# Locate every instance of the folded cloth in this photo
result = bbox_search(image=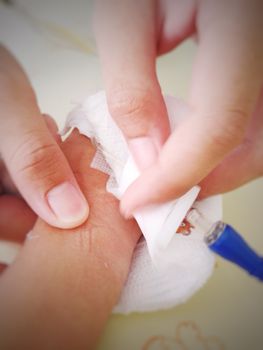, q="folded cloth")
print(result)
[62,91,222,314]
